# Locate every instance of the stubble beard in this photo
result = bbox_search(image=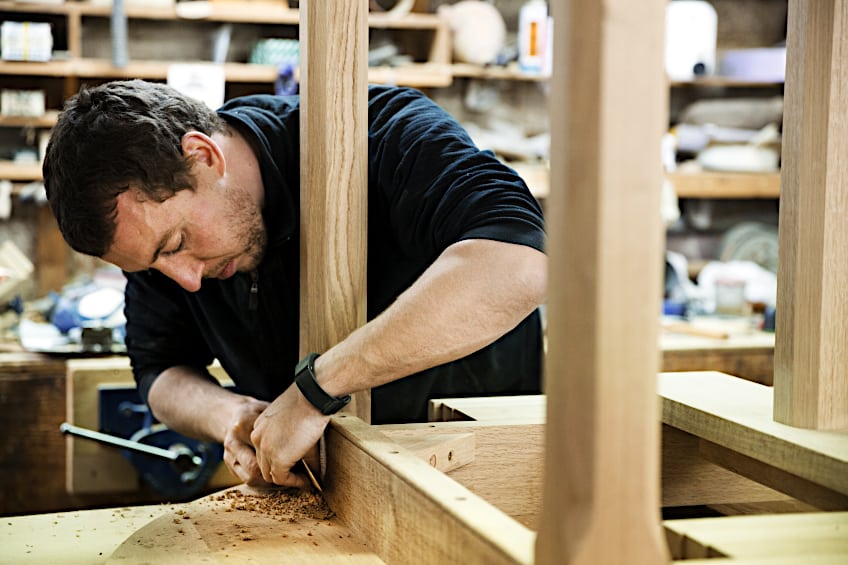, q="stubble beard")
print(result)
[240,220,267,273]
